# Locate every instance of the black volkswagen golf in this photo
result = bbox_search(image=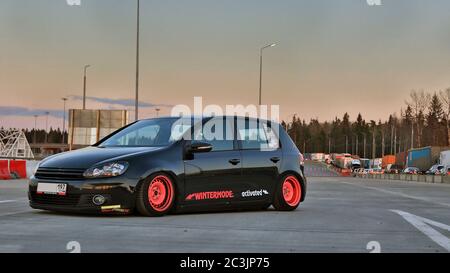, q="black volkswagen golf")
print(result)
[29,116,306,216]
